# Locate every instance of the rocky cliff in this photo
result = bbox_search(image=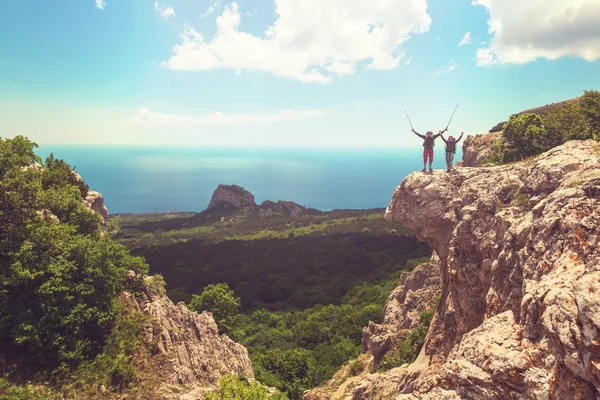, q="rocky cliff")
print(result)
[362,260,442,367]
[382,140,600,399]
[123,272,254,399]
